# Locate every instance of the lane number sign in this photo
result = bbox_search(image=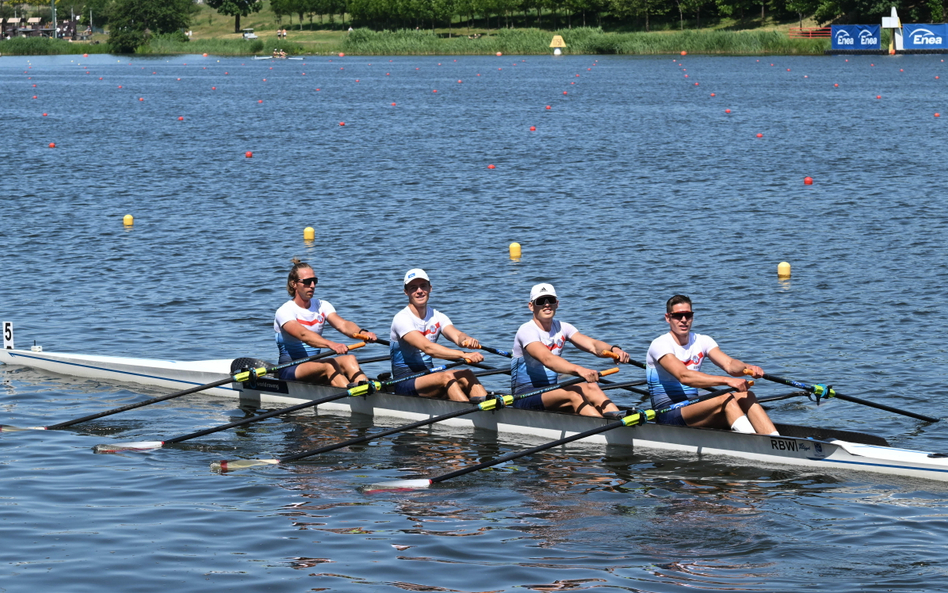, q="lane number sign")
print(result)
[3,322,12,350]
